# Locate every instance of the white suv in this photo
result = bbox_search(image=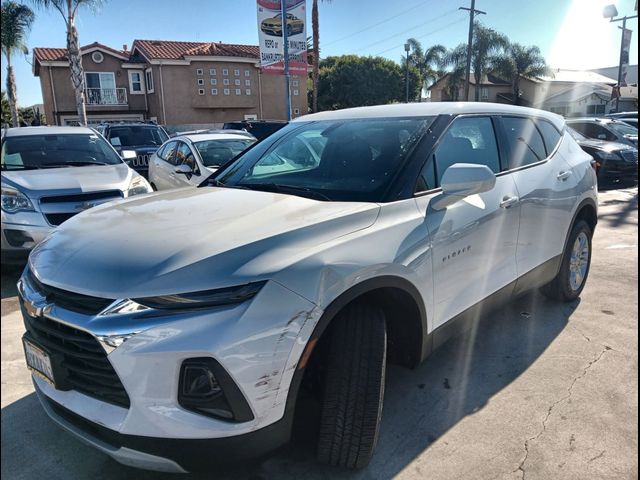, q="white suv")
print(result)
[19,103,597,473]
